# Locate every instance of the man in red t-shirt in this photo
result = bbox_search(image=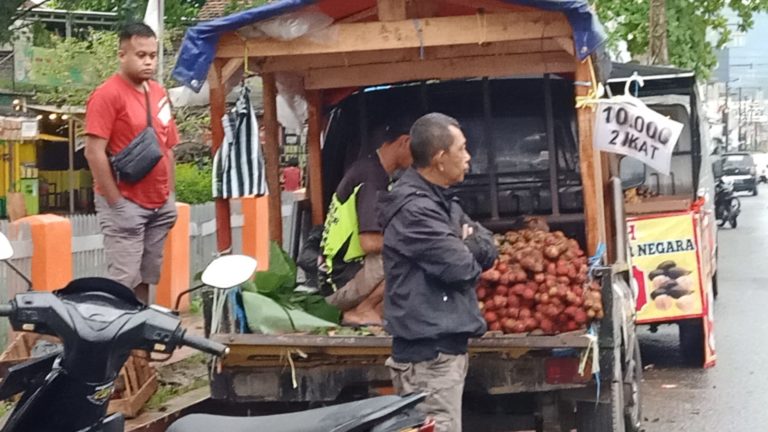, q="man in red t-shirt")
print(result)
[281,158,302,192]
[84,23,179,304]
